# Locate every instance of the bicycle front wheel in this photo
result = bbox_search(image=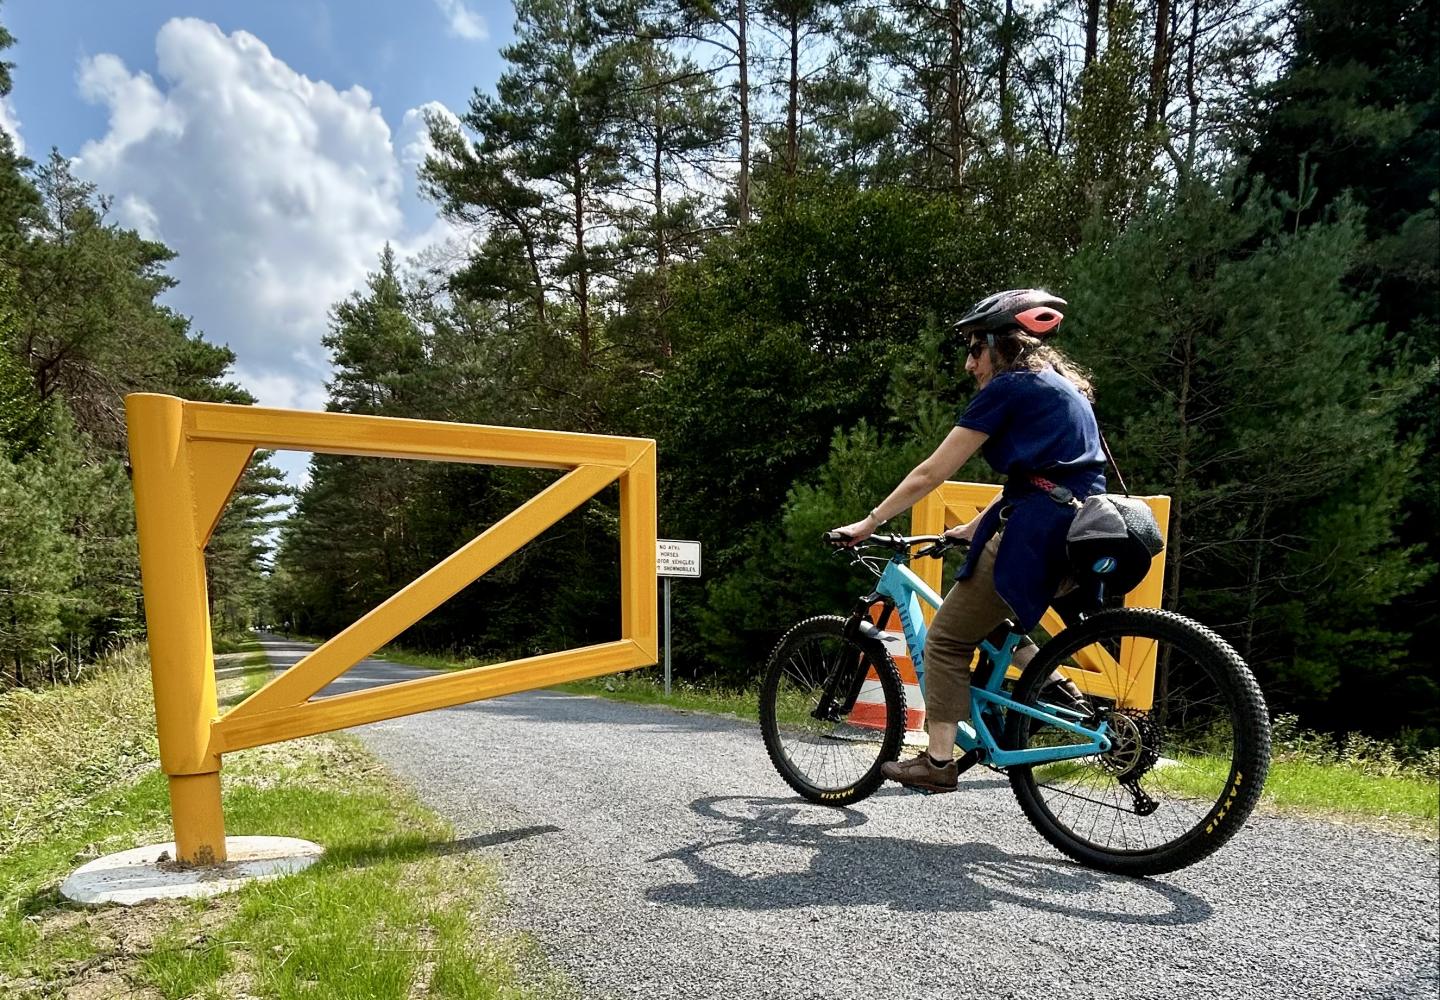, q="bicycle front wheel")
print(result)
[759,615,907,805]
[1006,608,1270,876]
